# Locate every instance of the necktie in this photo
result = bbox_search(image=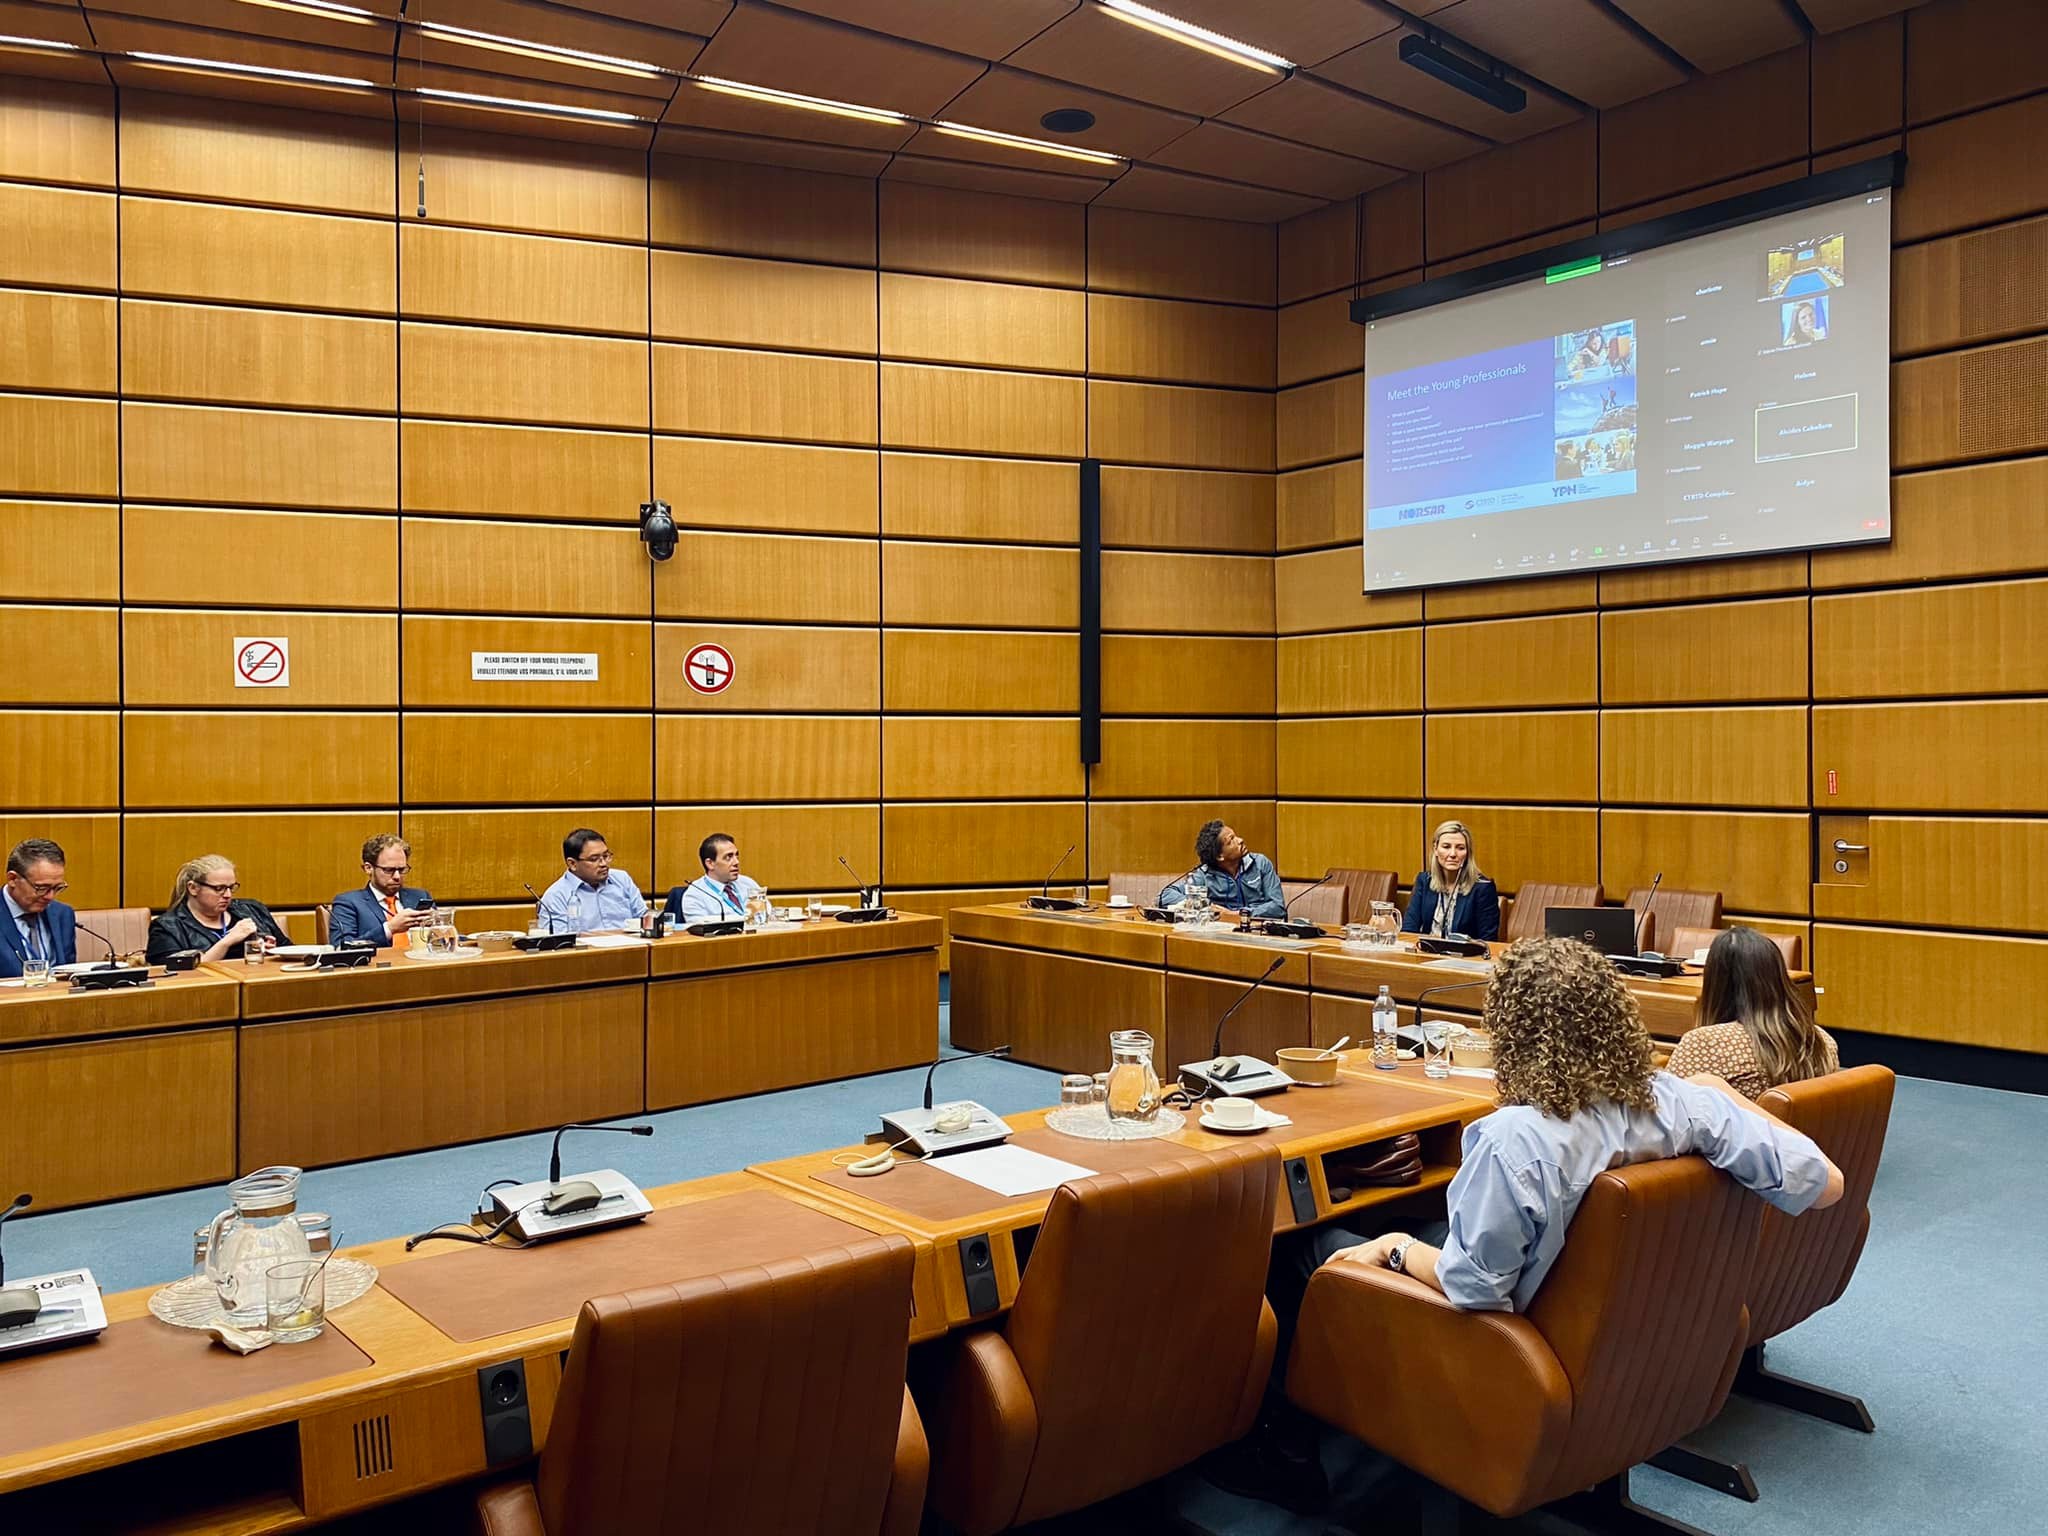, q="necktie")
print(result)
[724,882,743,913]
[21,915,41,962]
[383,894,398,917]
